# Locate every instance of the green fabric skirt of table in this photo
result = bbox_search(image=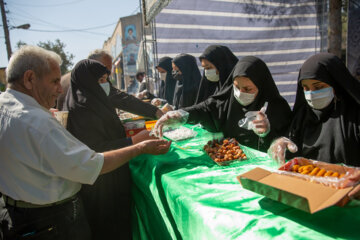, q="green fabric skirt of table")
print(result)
[130,124,360,240]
